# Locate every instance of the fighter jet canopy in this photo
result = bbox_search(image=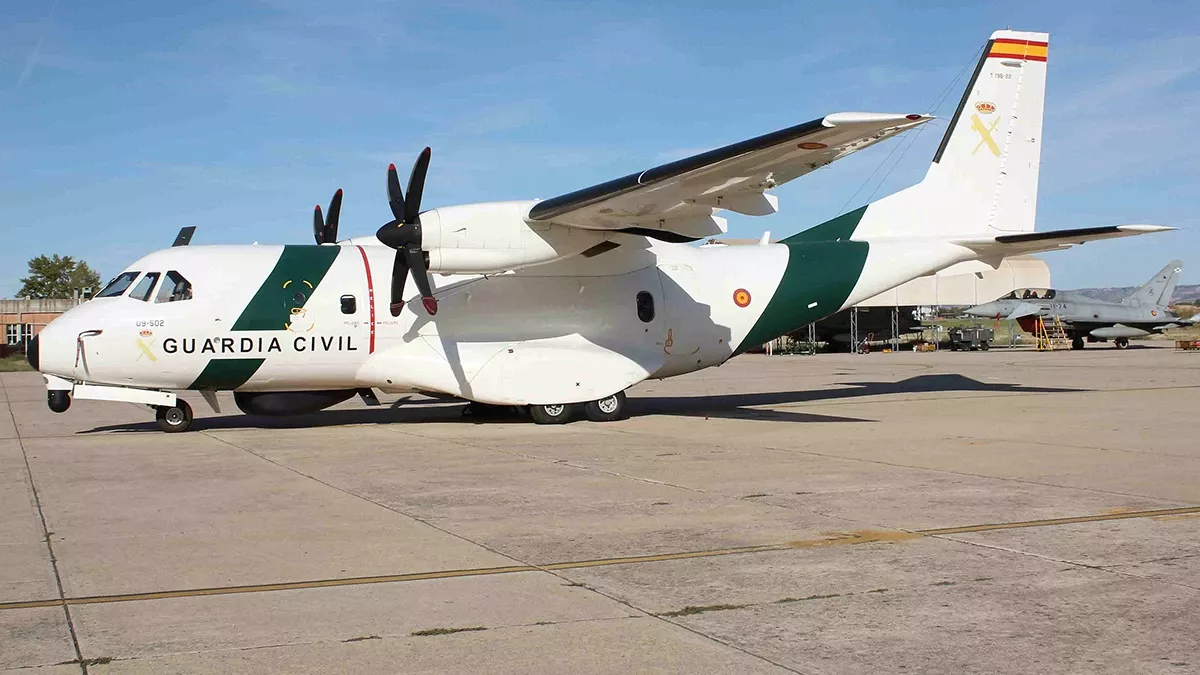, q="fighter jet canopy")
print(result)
[1002,288,1056,300]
